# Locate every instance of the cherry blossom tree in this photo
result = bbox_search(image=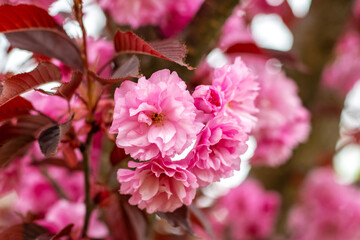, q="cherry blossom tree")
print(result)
[0,0,358,239]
